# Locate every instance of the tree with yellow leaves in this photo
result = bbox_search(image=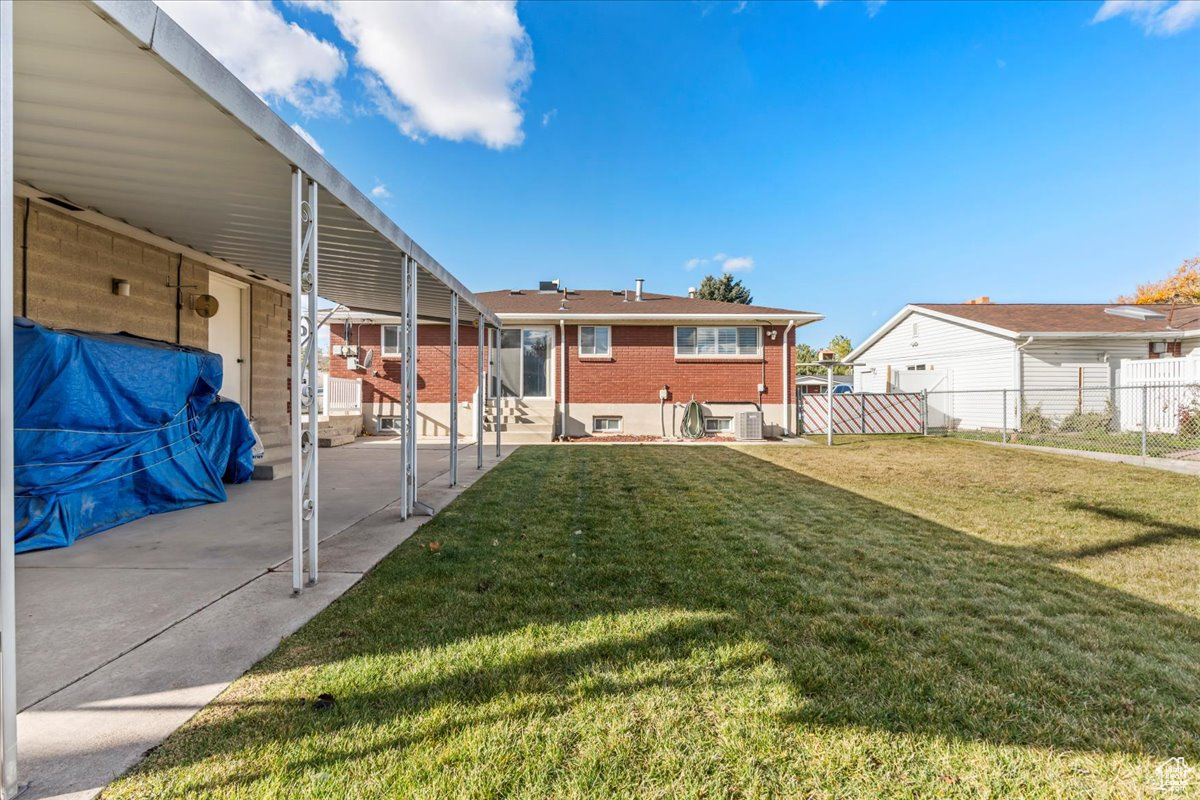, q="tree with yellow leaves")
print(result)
[1120,257,1200,304]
